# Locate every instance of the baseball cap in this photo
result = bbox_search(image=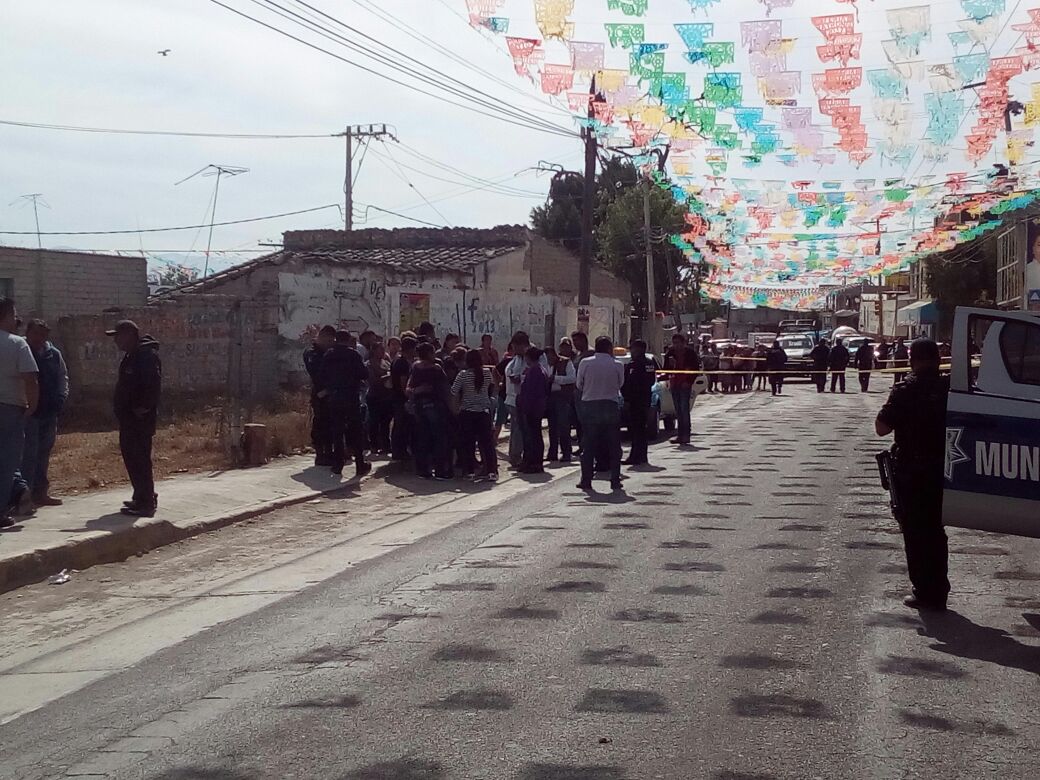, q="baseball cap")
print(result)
[105,319,140,336]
